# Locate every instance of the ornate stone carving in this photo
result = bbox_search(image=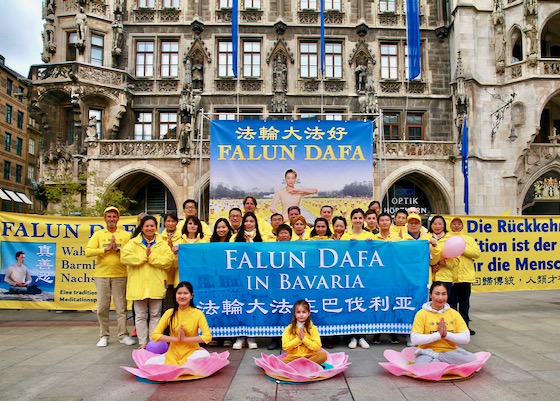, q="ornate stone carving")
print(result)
[216,10,232,23]
[89,0,109,17]
[75,7,88,50]
[380,82,401,93]
[241,10,263,23]
[112,14,124,61]
[524,21,538,66]
[42,16,56,63]
[62,0,79,13]
[241,80,262,91]
[435,25,449,40]
[543,61,560,75]
[524,0,537,16]
[99,140,181,158]
[324,81,344,93]
[511,65,523,78]
[274,20,287,36]
[298,11,319,24]
[379,14,398,26]
[493,0,504,25]
[407,82,426,94]
[325,11,344,24]
[159,9,180,22]
[158,80,179,92]
[133,8,156,23]
[191,56,204,91]
[133,80,154,92]
[45,0,56,16]
[79,66,123,86]
[37,65,73,80]
[380,141,456,158]
[271,93,287,114]
[192,20,204,36]
[300,80,319,92]
[216,80,237,91]
[272,54,287,93]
